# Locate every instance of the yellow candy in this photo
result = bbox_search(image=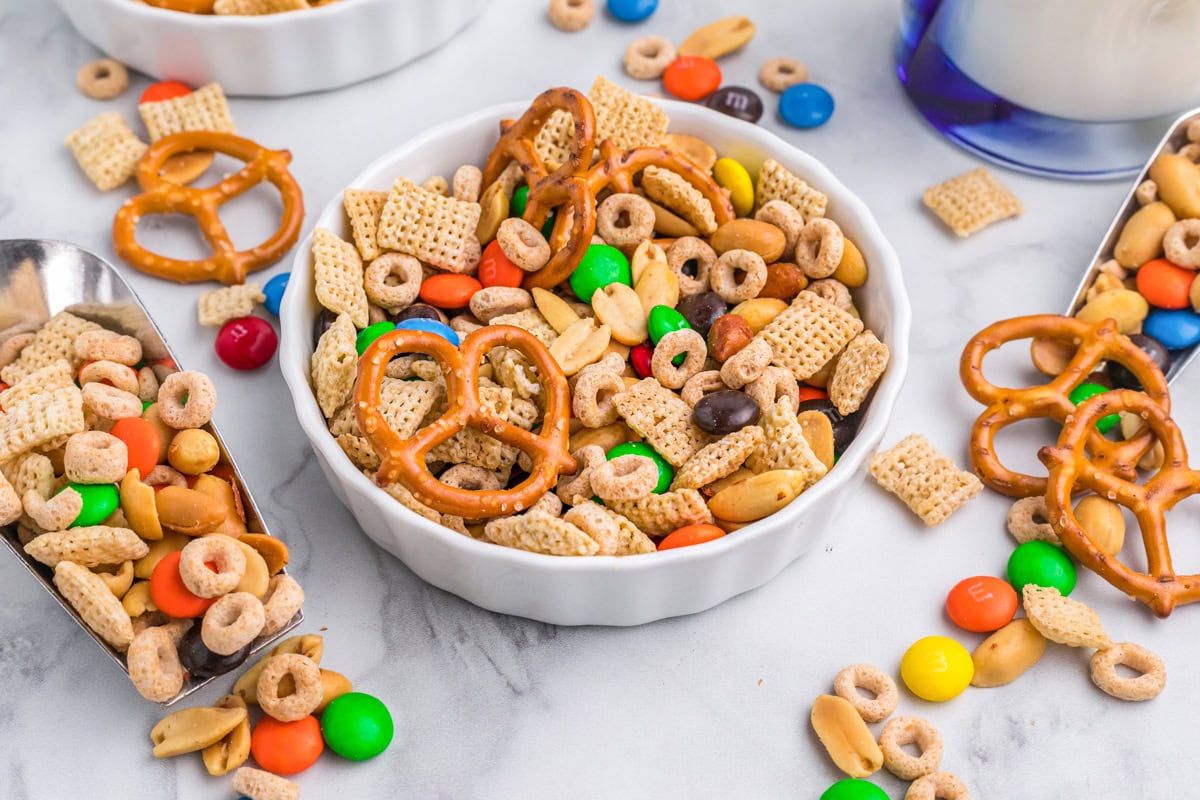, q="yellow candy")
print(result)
[899,635,973,702]
[713,157,754,217]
